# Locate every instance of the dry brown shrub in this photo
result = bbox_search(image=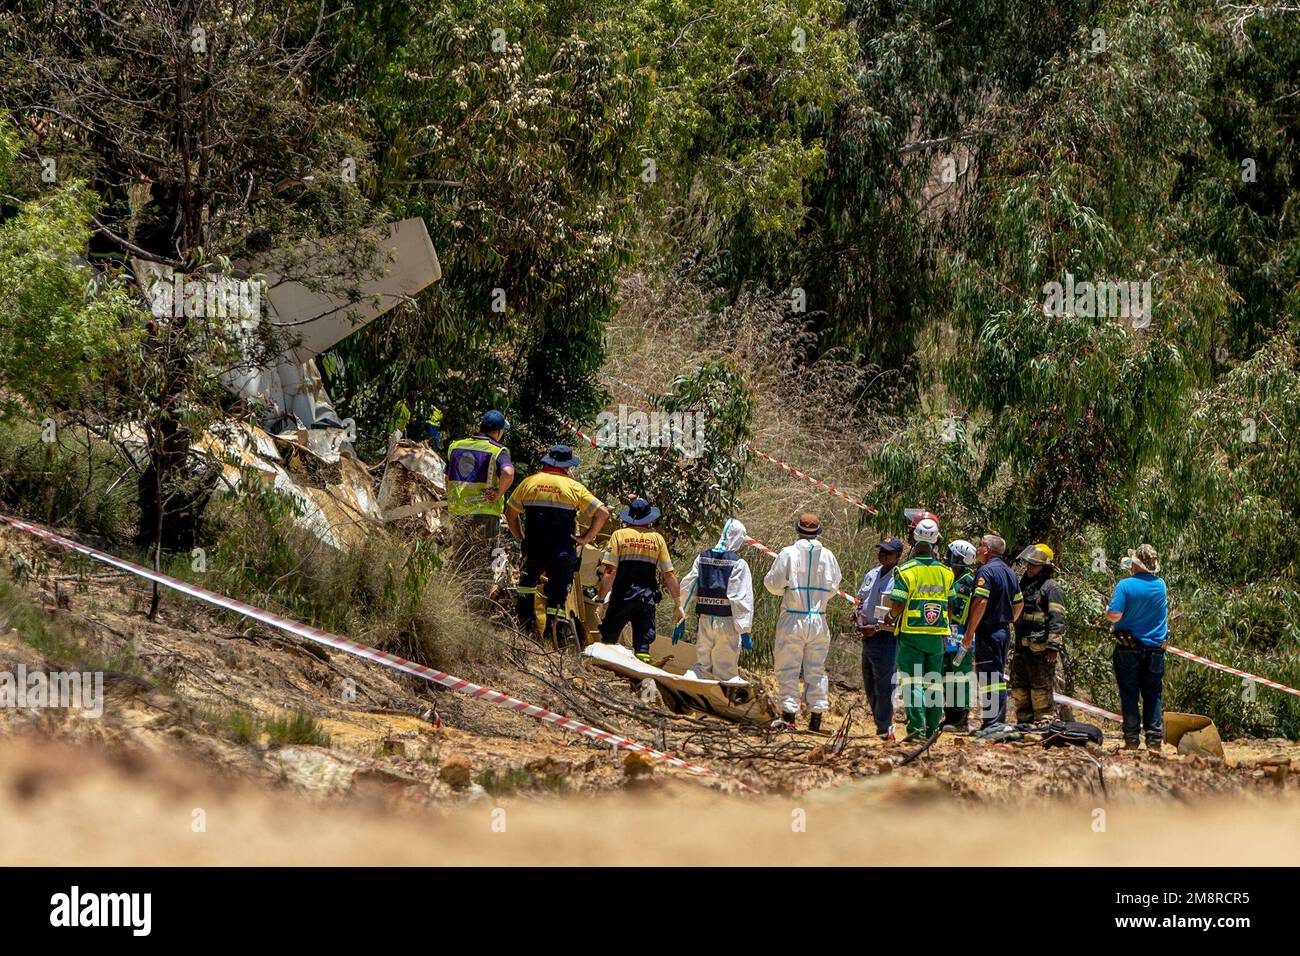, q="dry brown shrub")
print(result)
[605,264,909,677]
